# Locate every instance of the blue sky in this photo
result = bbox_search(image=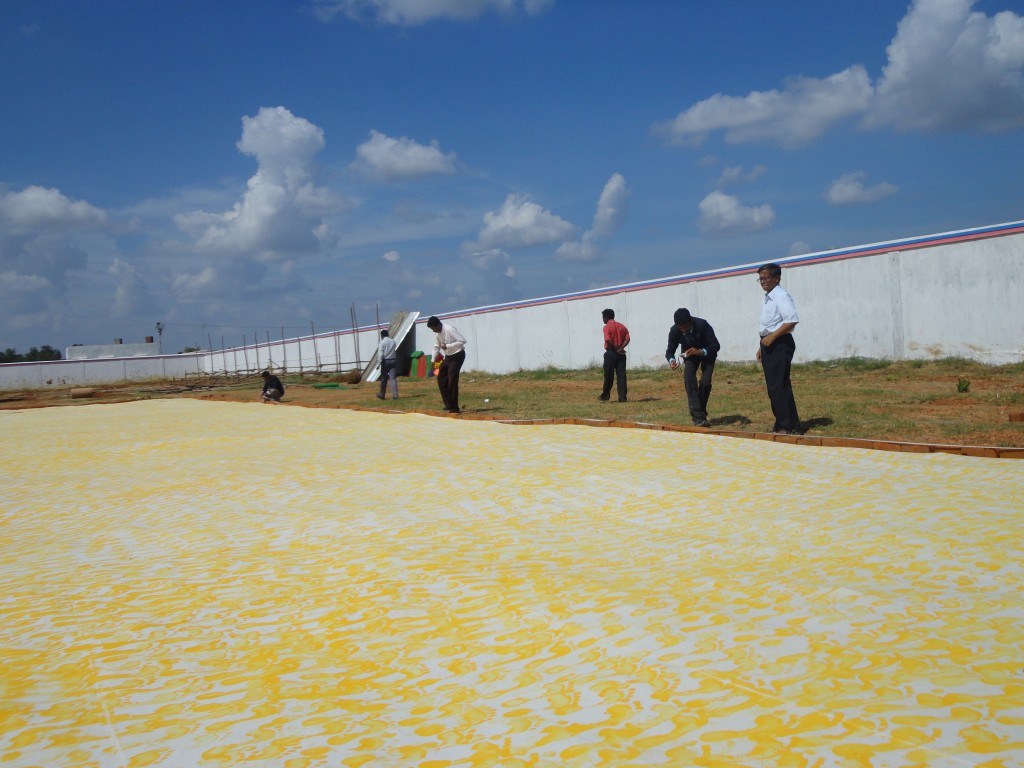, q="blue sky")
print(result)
[2,0,1023,355]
